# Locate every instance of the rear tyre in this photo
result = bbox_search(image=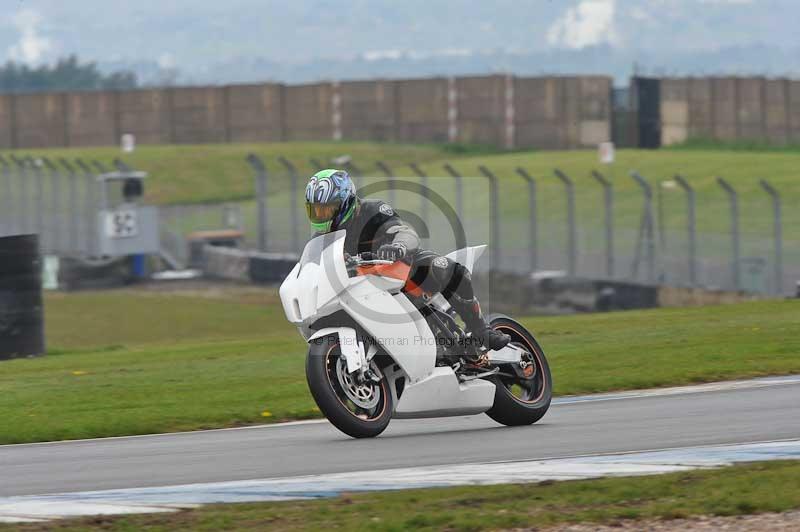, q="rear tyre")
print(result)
[306,335,393,438]
[485,315,552,426]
